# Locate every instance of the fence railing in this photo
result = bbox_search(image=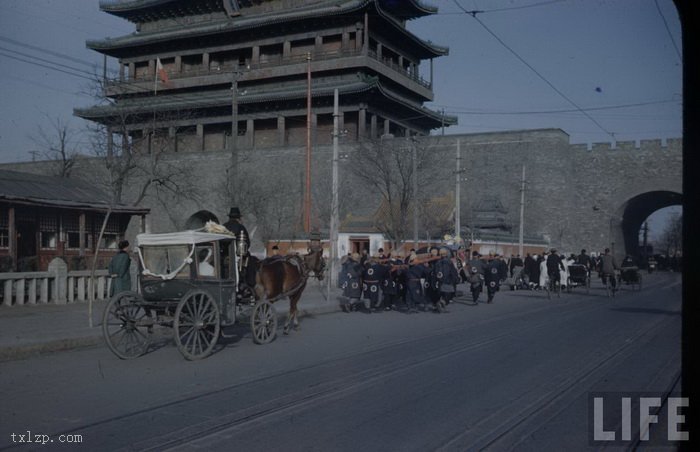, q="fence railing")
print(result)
[0,258,113,307]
